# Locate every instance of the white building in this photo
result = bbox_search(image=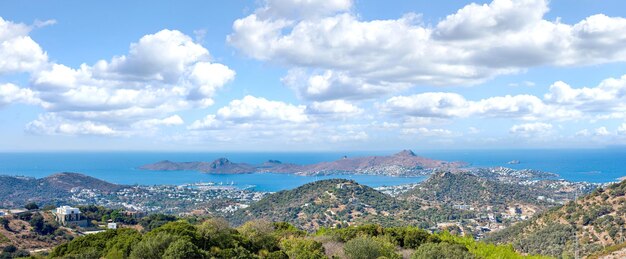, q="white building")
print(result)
[54,206,87,227]
[107,222,117,229]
